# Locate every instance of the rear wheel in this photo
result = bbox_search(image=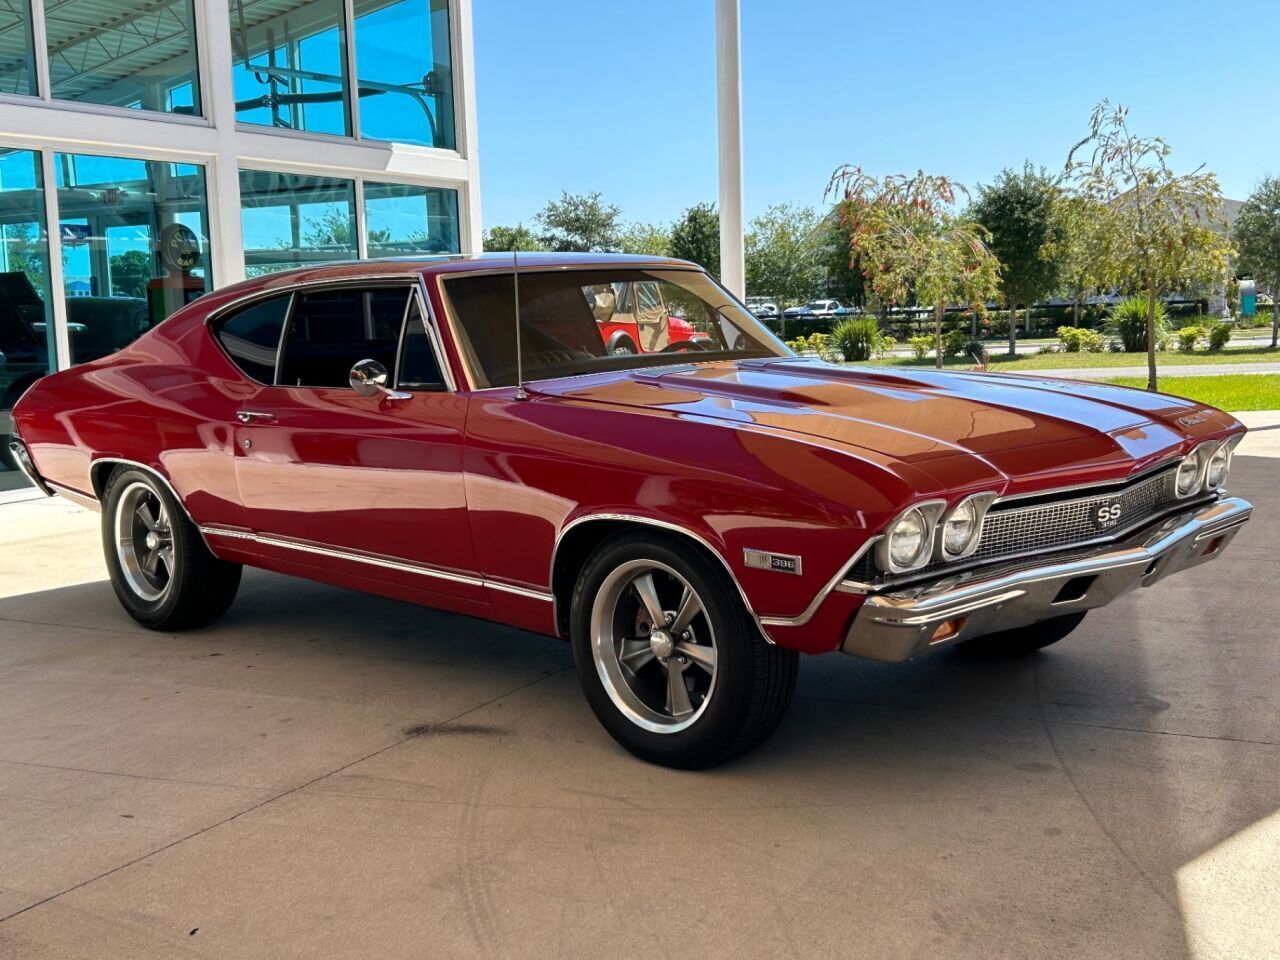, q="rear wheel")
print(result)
[957,612,1087,657]
[102,466,241,630]
[570,532,797,769]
